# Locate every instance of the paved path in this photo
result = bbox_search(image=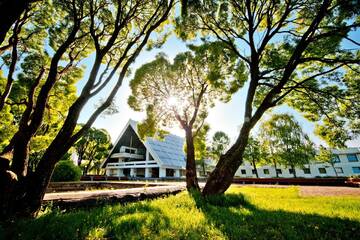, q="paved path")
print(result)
[44,184,185,202]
